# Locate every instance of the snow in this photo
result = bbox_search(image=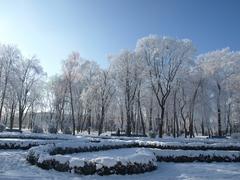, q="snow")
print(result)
[38,154,52,163]
[0,131,85,140]
[69,158,85,168]
[94,157,118,168]
[134,139,240,149]
[69,148,141,160]
[152,149,240,159]
[1,133,240,178]
[0,150,240,180]
[66,148,156,167]
[26,136,240,171]
[54,155,71,164]
[0,138,61,149]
